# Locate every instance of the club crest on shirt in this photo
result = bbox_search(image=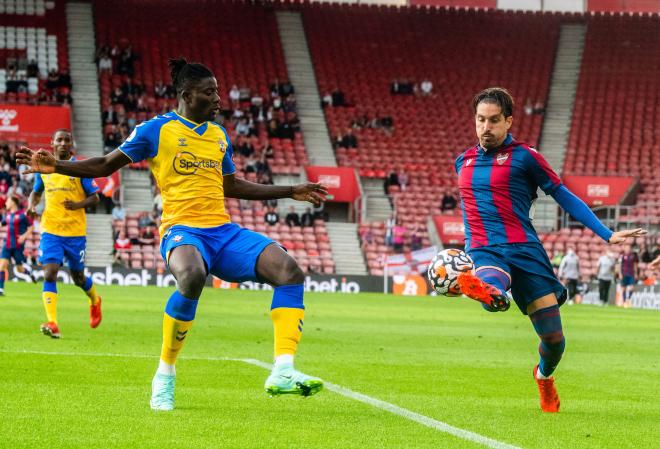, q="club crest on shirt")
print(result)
[496,152,510,165]
[218,139,226,153]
